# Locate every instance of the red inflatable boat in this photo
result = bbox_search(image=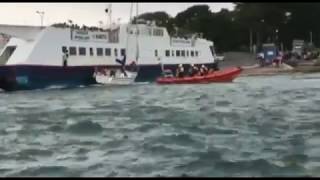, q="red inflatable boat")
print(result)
[156,67,242,84]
